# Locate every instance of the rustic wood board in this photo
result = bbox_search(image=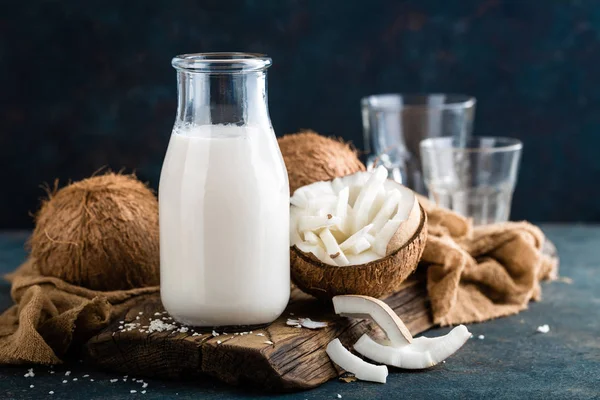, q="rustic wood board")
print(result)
[84,272,432,391]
